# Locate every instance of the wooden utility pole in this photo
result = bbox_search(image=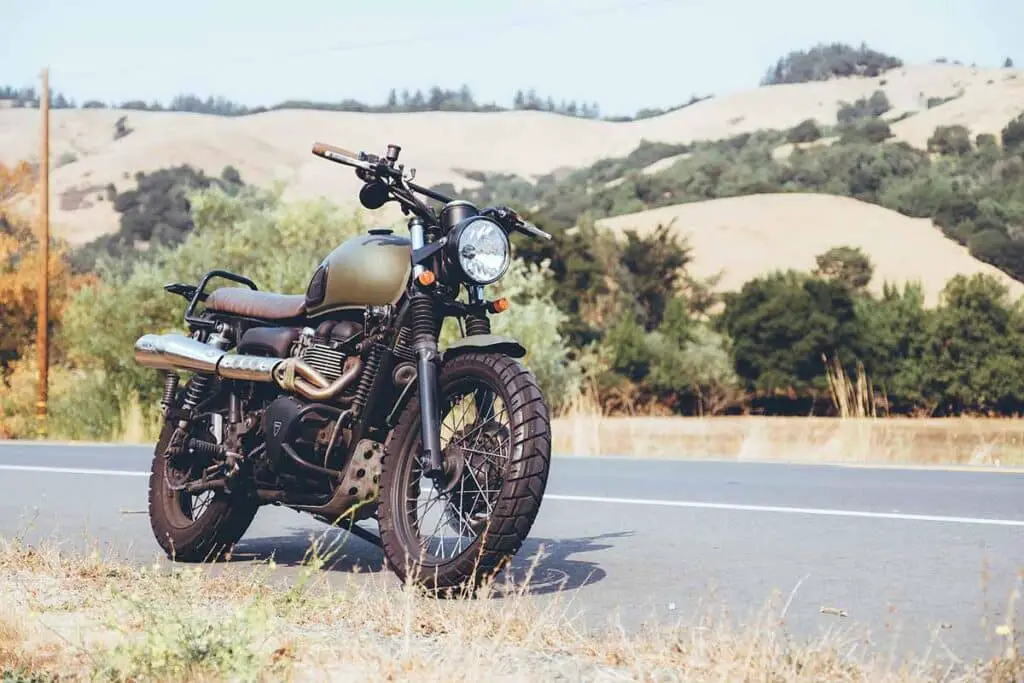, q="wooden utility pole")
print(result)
[37,67,50,433]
